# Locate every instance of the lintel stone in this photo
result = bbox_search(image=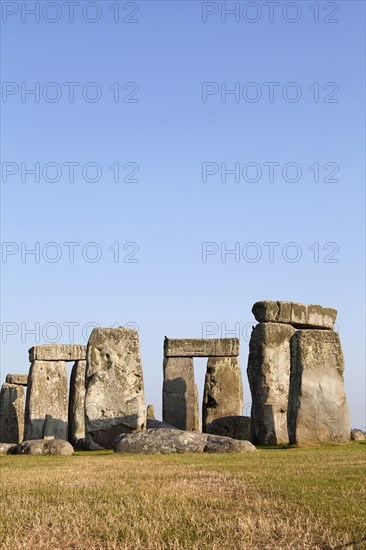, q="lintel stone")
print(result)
[252,301,337,329]
[29,344,86,362]
[164,338,239,357]
[6,374,28,386]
